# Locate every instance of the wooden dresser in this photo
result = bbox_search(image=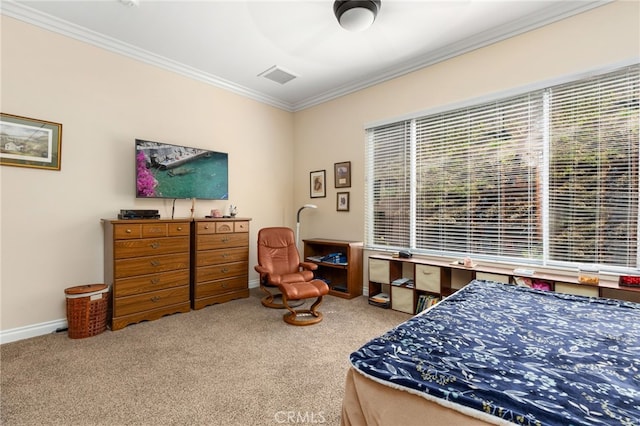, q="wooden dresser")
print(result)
[191,218,251,310]
[103,219,191,330]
